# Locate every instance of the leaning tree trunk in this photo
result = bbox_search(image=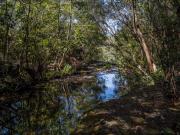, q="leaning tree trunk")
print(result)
[136,26,157,72]
[132,0,157,73]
